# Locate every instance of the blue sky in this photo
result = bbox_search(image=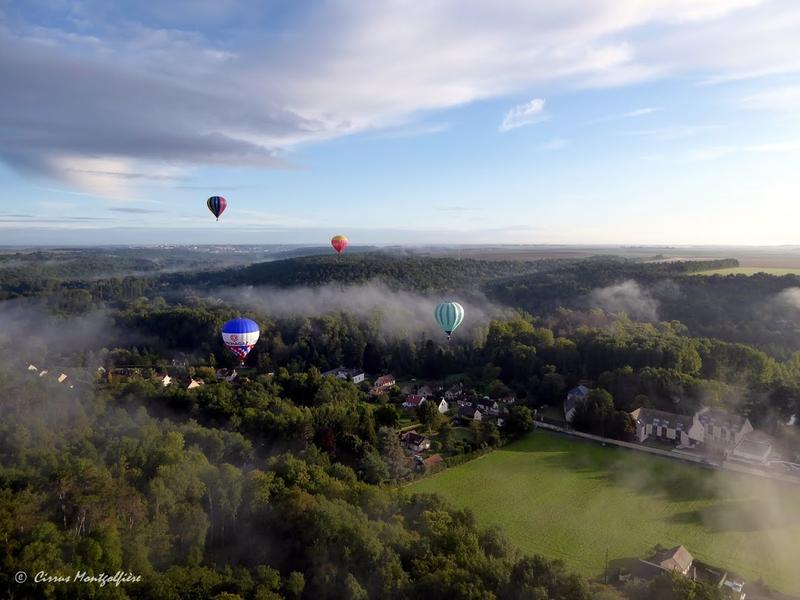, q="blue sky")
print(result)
[1,0,800,245]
